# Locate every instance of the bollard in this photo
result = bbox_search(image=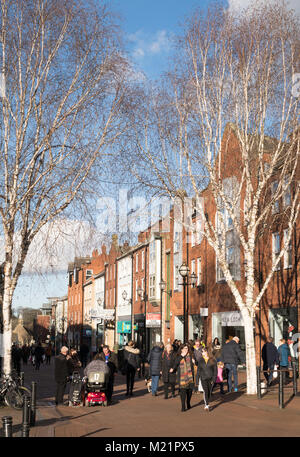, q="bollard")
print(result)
[22,395,31,437]
[30,381,37,426]
[279,370,284,409]
[2,416,13,437]
[292,362,297,396]
[20,372,24,387]
[256,366,261,399]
